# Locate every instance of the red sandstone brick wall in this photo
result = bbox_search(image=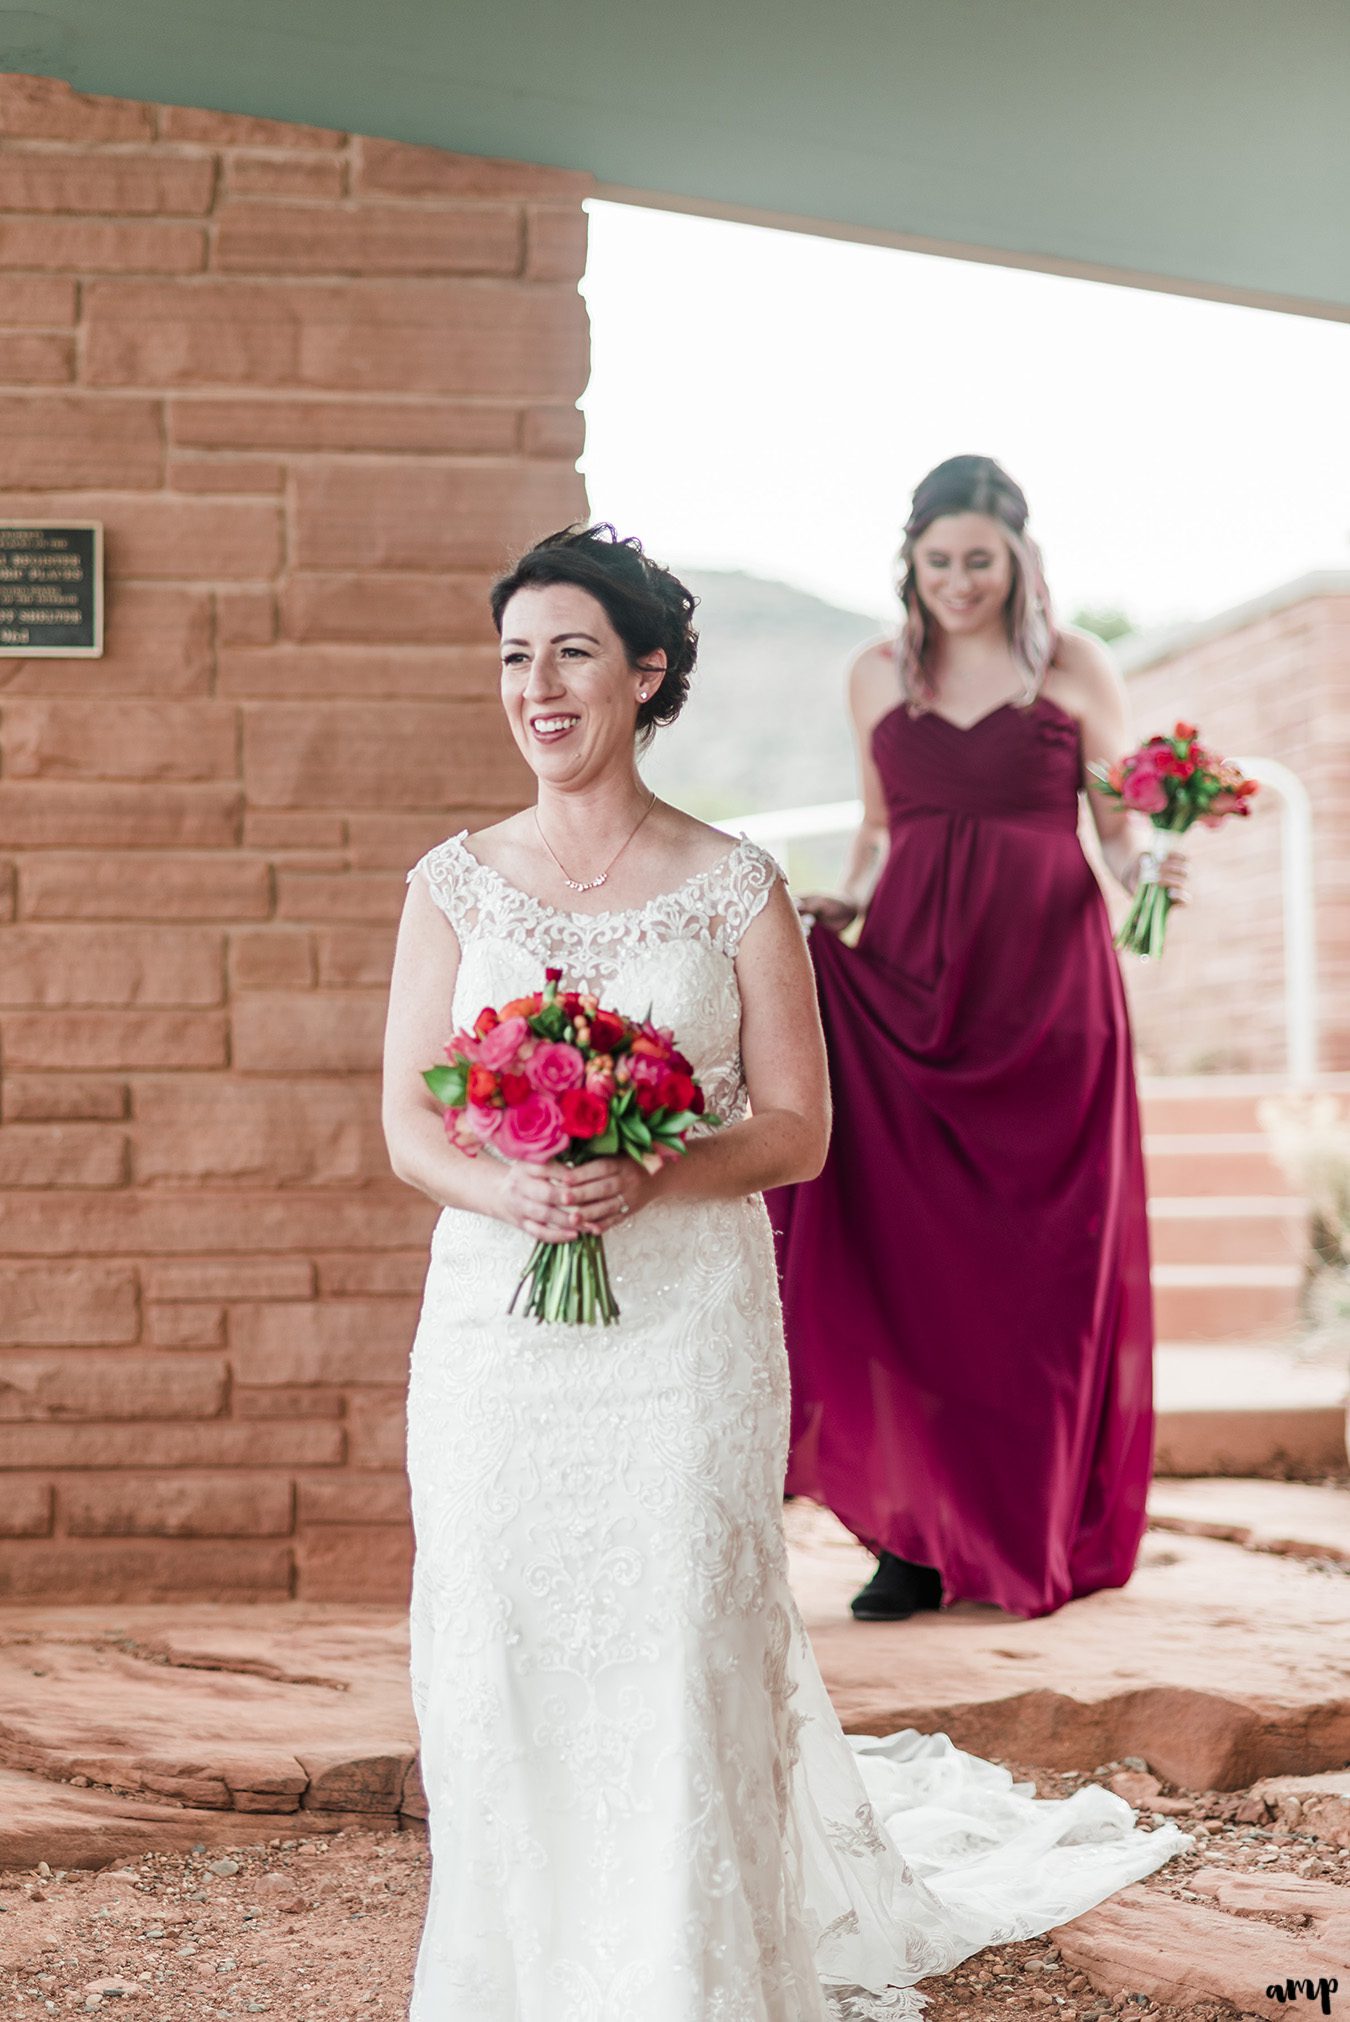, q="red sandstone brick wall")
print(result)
[1117,584,1350,1074]
[0,73,590,1602]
